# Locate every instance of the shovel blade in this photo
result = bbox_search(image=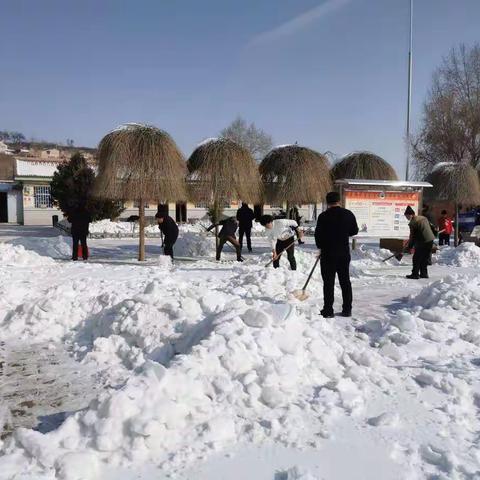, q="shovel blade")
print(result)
[292,289,309,301]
